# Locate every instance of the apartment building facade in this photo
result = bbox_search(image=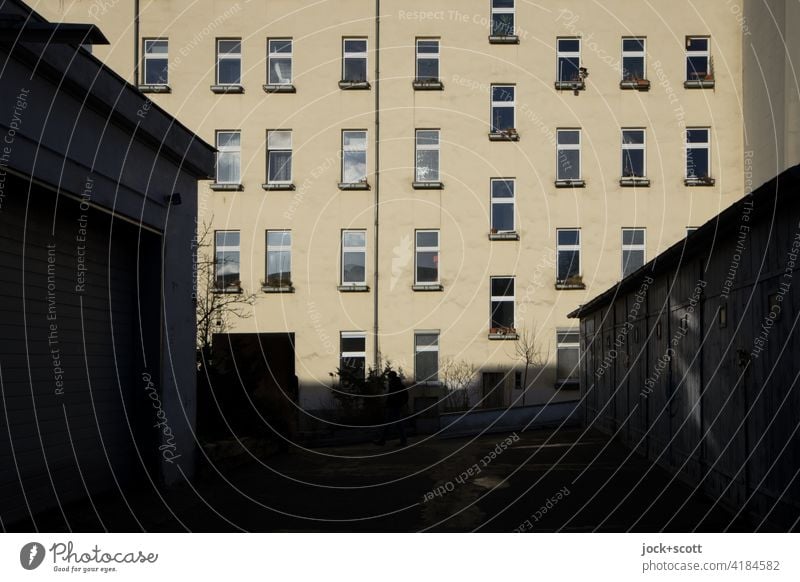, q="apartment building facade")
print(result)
[34,0,747,417]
